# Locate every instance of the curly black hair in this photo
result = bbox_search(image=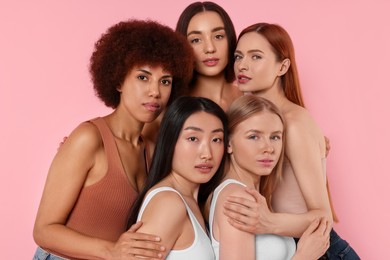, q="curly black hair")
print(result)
[90,19,195,108]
